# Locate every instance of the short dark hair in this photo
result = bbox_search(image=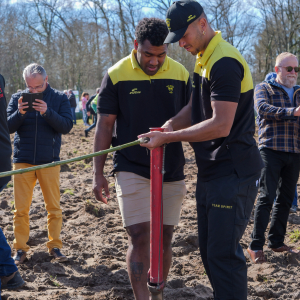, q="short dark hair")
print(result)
[135,18,169,47]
